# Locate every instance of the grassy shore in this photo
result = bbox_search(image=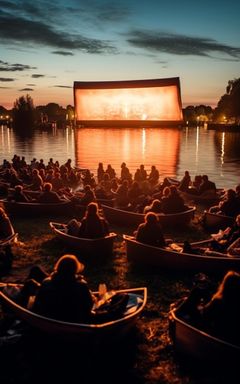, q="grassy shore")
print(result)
[0,209,229,384]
